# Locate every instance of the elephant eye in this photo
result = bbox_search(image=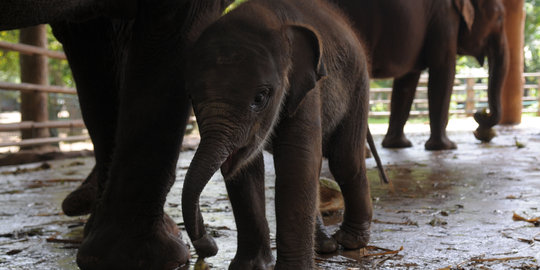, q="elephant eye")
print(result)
[250,88,271,111]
